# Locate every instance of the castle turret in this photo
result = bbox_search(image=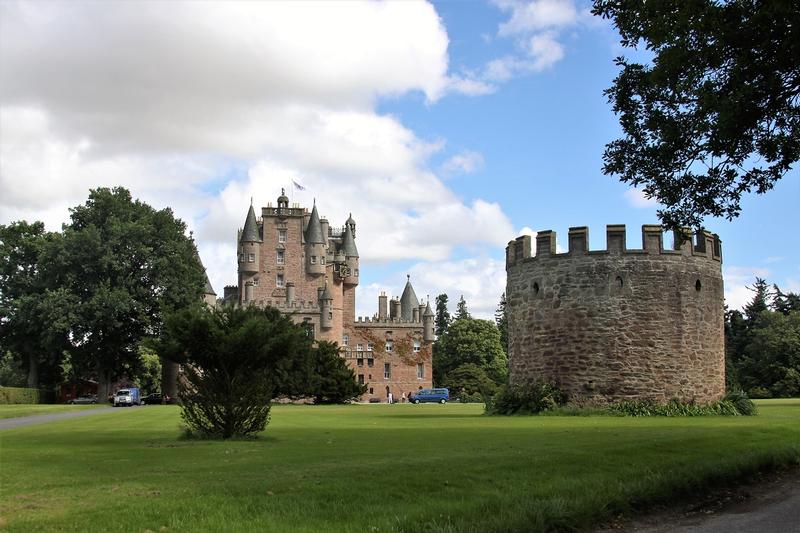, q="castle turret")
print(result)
[340,222,359,286]
[319,280,333,330]
[390,297,401,320]
[399,275,419,321]
[304,201,325,276]
[423,301,435,342]
[277,188,289,210]
[238,203,261,275]
[346,213,356,238]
